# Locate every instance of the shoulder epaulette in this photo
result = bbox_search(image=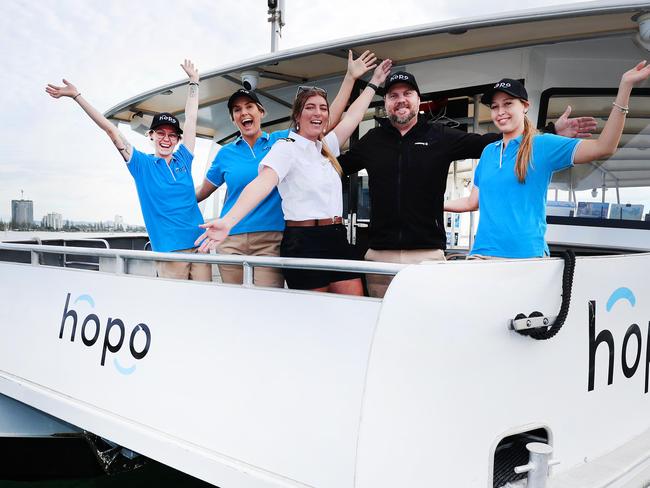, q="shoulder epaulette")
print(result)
[279,137,295,142]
